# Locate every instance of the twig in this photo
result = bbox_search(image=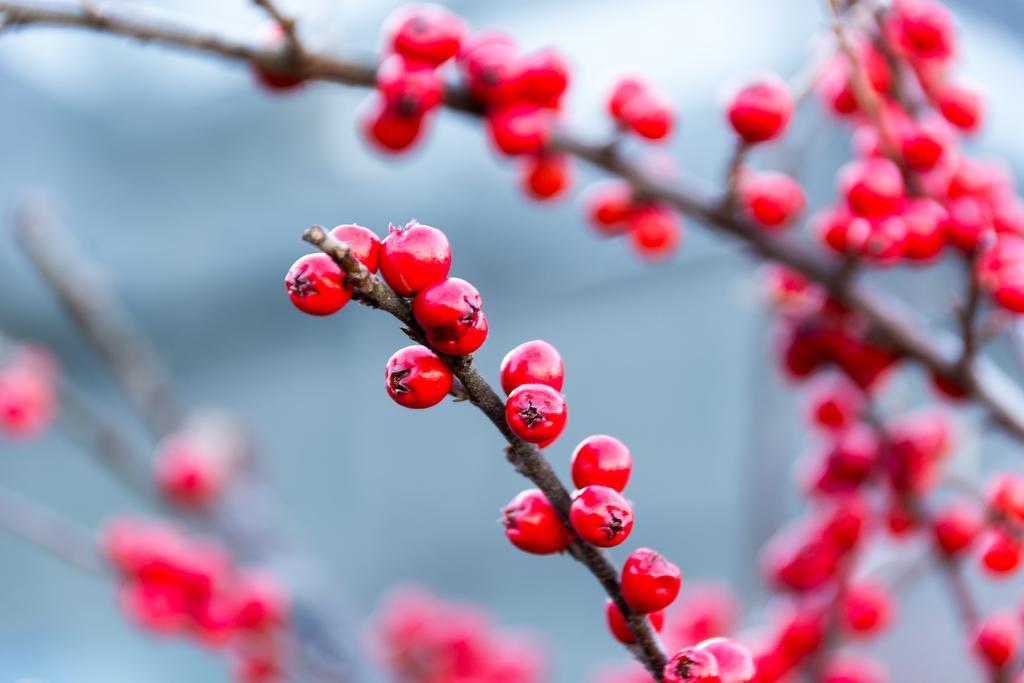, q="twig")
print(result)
[0,485,103,573]
[251,0,296,46]
[302,225,669,680]
[957,254,984,377]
